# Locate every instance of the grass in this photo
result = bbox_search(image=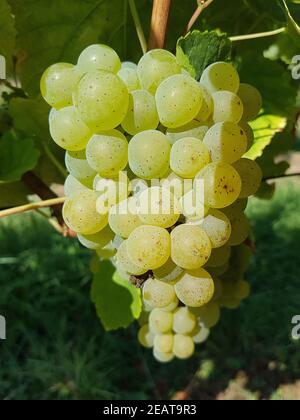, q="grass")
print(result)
[0,182,300,400]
